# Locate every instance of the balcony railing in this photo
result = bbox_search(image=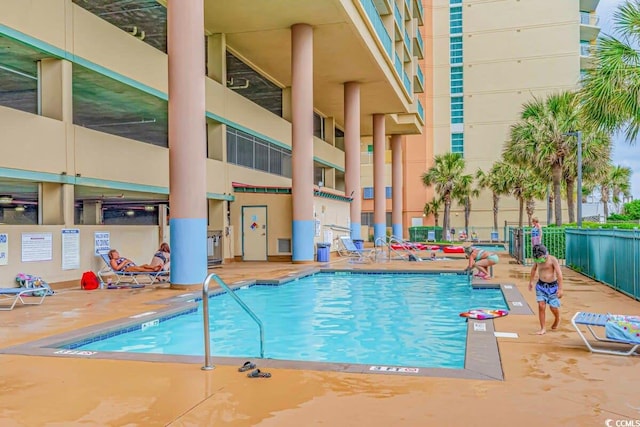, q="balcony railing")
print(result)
[404,28,412,57]
[413,0,424,25]
[417,99,424,122]
[361,0,393,58]
[580,44,593,56]
[416,65,424,87]
[580,11,599,26]
[394,2,402,25]
[402,69,412,94]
